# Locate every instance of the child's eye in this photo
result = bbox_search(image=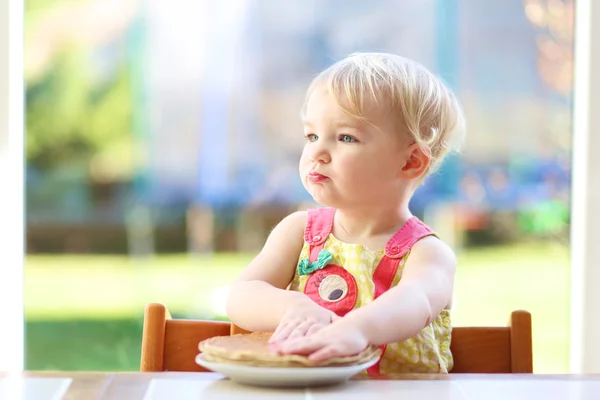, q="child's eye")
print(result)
[339,135,357,143]
[305,133,318,142]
